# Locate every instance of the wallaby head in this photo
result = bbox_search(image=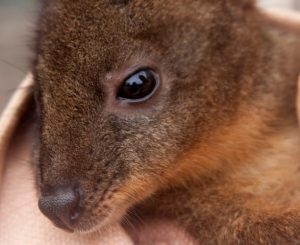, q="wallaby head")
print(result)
[33,0,270,232]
